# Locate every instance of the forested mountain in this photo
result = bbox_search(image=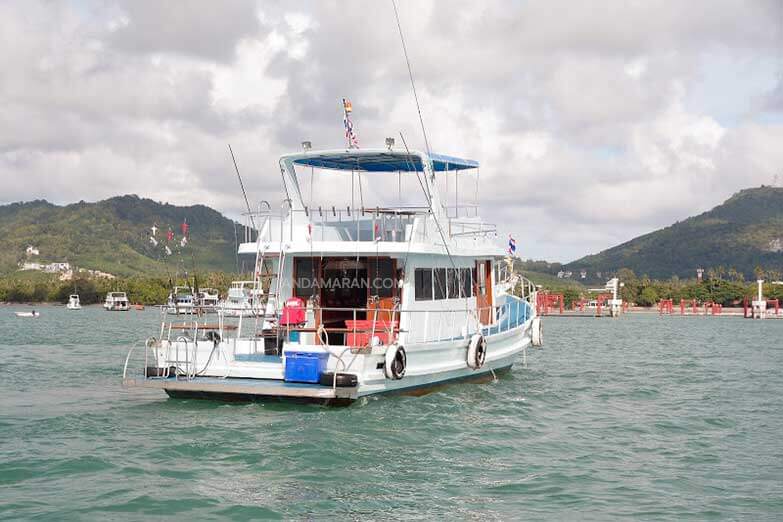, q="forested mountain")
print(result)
[0,195,240,277]
[565,186,783,280]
